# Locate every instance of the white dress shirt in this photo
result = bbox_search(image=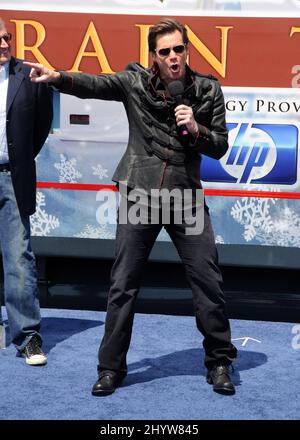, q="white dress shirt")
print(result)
[0,62,9,164]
